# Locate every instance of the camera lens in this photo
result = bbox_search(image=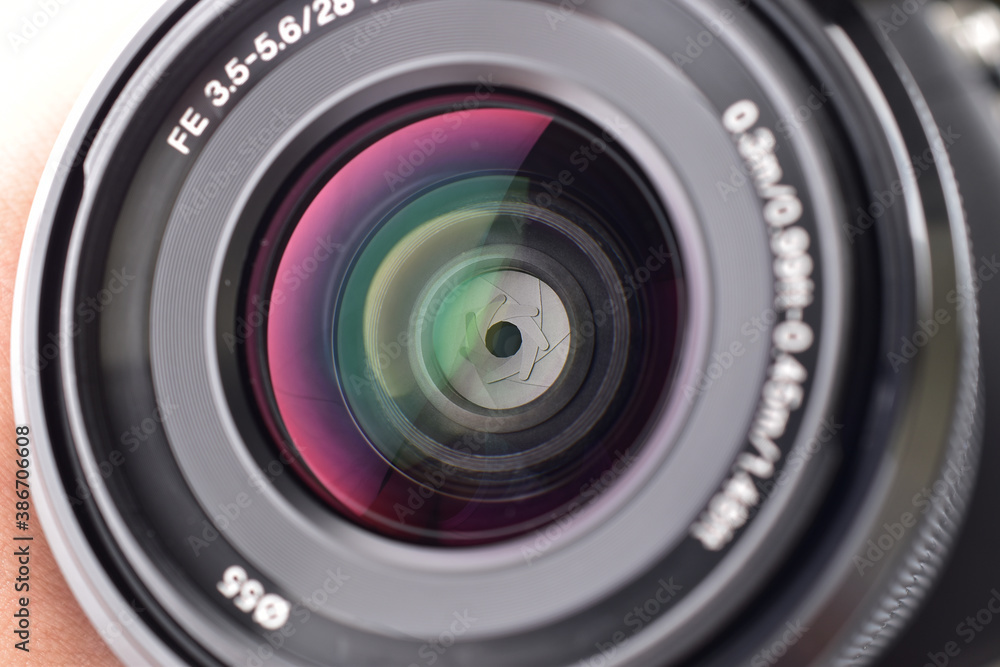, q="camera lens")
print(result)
[13,0,979,665]
[248,100,683,545]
